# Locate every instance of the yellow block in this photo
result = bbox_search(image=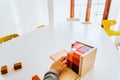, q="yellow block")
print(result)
[0,33,19,44]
